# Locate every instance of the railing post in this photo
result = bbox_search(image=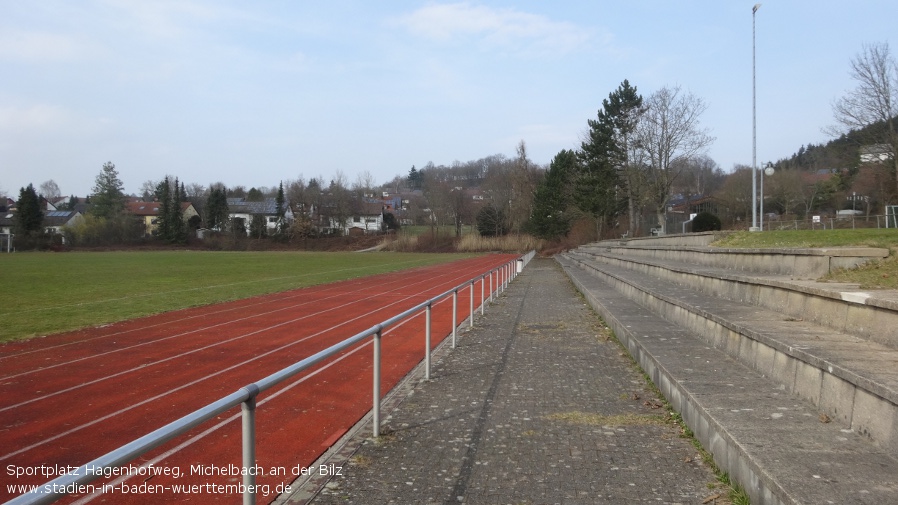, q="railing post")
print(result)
[480,275,485,316]
[469,281,474,329]
[489,270,494,302]
[452,289,458,348]
[241,385,260,505]
[372,327,382,437]
[425,303,432,380]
